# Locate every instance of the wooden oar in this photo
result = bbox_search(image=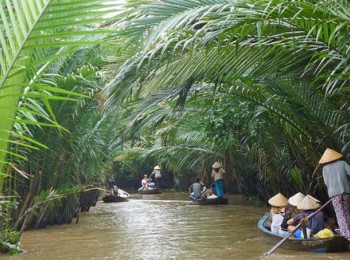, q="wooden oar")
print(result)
[263,198,332,256]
